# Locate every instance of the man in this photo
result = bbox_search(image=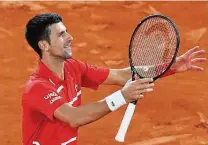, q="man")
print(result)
[22,13,206,145]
